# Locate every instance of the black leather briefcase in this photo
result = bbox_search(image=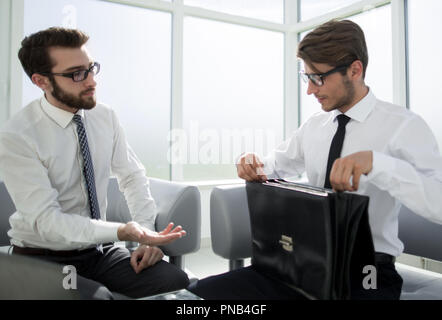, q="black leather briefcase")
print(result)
[246,179,376,300]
